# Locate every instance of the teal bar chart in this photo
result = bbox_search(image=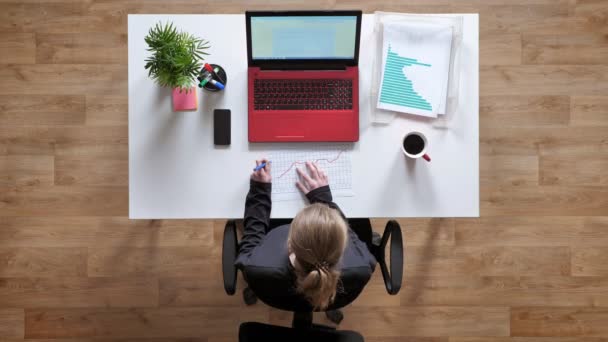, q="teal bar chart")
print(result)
[379,45,433,112]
